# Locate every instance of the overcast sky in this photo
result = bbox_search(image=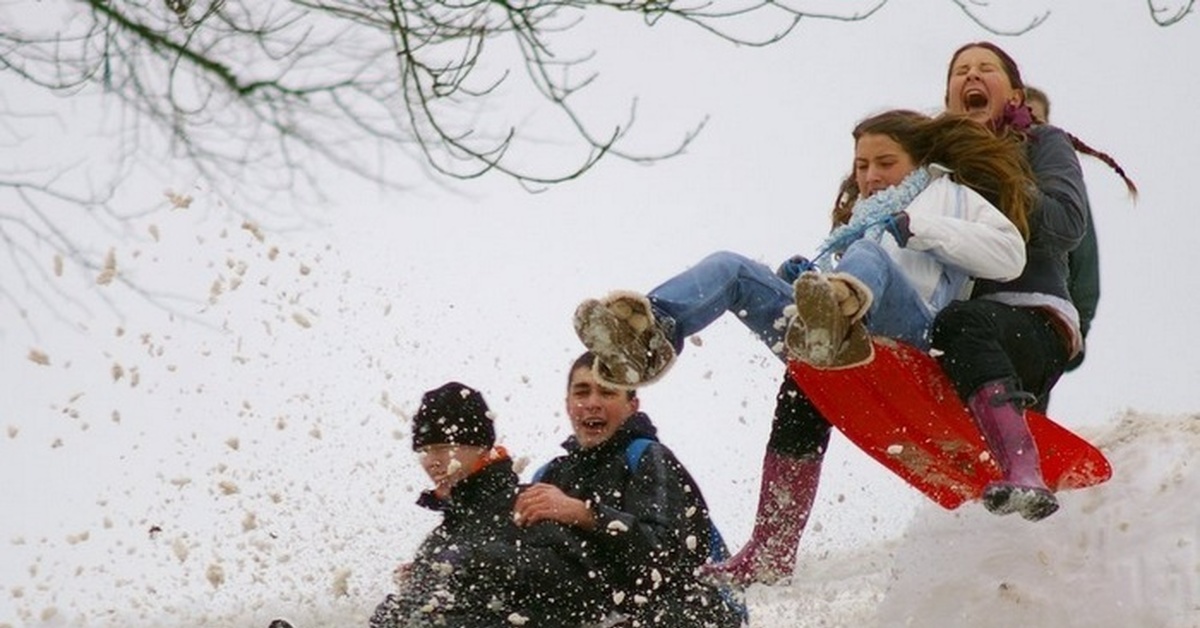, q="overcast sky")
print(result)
[2,1,1197,624]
